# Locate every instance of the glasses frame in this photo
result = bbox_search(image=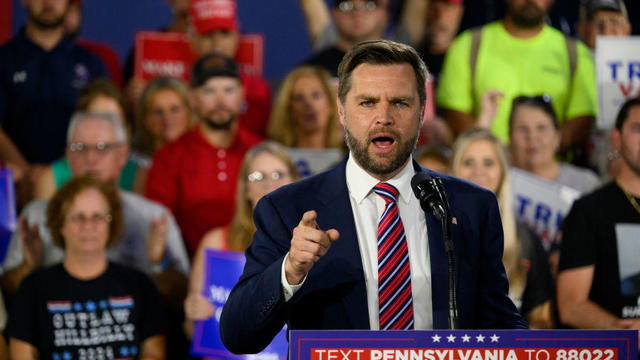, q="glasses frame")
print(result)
[247,170,290,183]
[335,0,378,12]
[68,141,125,155]
[66,212,113,227]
